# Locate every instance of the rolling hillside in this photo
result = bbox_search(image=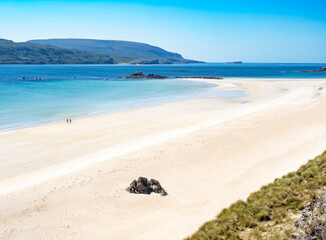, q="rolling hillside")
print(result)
[28,38,201,64]
[0,39,133,64]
